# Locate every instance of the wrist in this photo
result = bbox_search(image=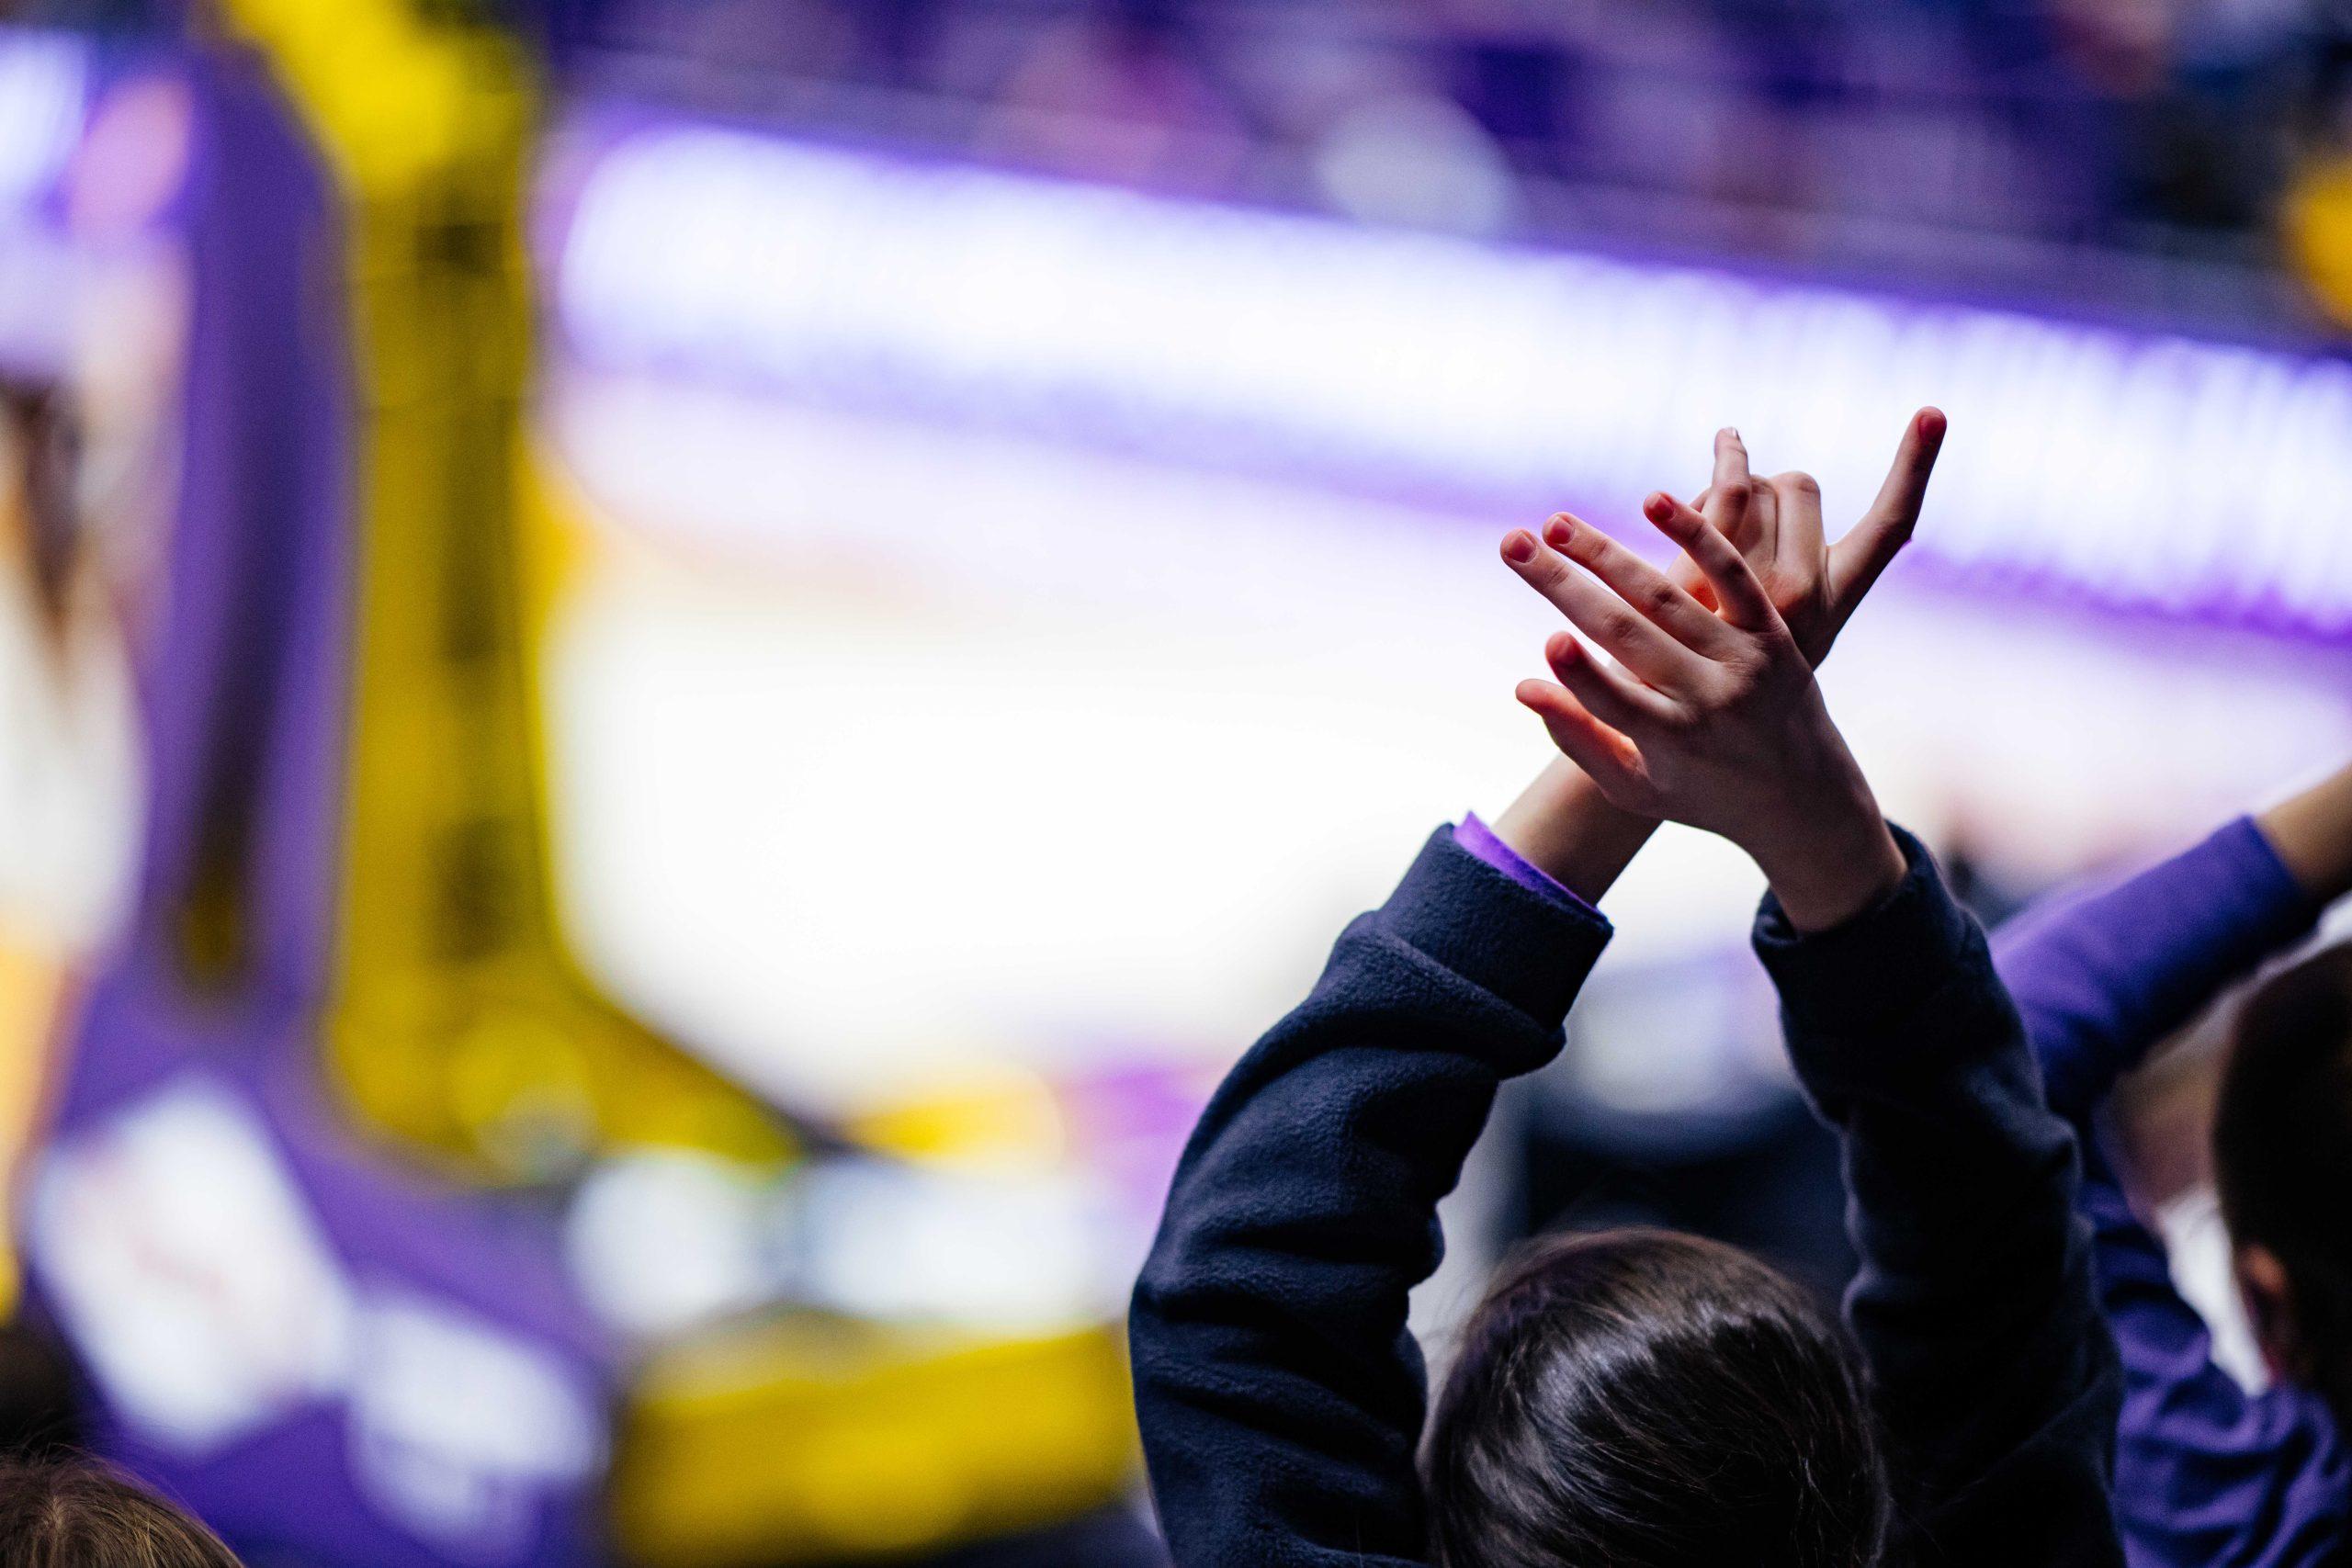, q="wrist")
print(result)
[1747,798,1907,934]
[1492,759,1661,908]
[2256,760,2352,905]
